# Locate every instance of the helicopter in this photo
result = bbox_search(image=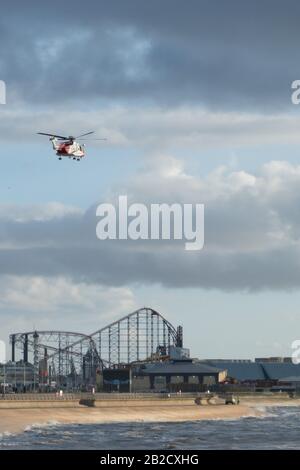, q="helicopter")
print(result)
[37,131,106,161]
